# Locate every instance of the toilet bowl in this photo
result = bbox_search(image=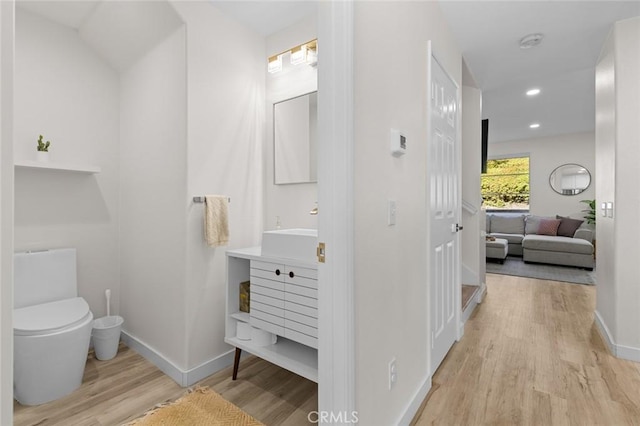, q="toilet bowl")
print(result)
[13,249,94,406]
